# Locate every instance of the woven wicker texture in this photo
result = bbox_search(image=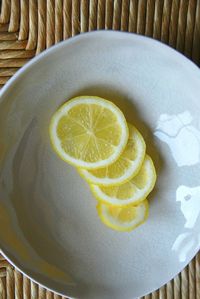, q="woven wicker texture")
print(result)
[0,0,199,298]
